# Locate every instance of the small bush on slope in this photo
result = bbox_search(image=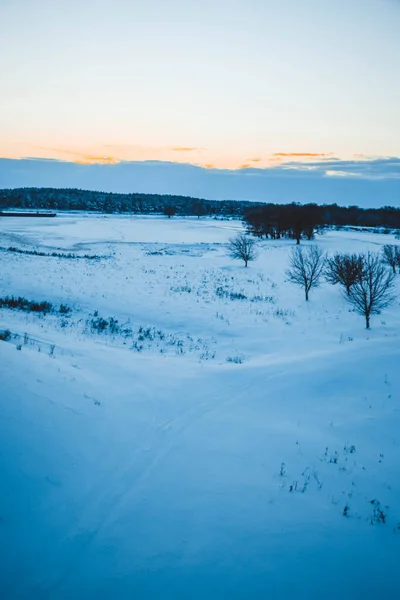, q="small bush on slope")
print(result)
[0,296,71,315]
[0,329,12,341]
